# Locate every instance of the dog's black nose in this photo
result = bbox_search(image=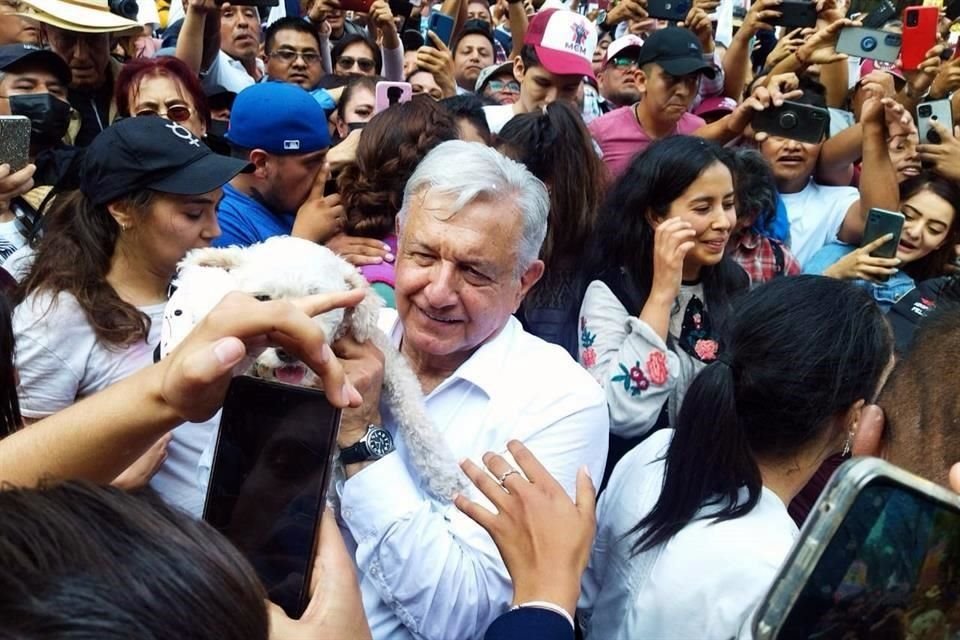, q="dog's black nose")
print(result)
[276,349,297,363]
